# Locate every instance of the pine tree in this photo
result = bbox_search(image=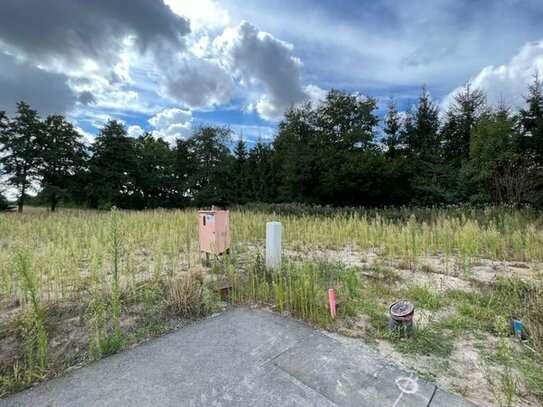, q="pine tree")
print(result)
[402,87,448,204]
[0,110,8,195]
[403,87,441,161]
[0,110,7,135]
[442,82,487,167]
[518,71,543,161]
[174,138,197,207]
[383,97,402,158]
[246,140,275,202]
[233,136,248,204]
